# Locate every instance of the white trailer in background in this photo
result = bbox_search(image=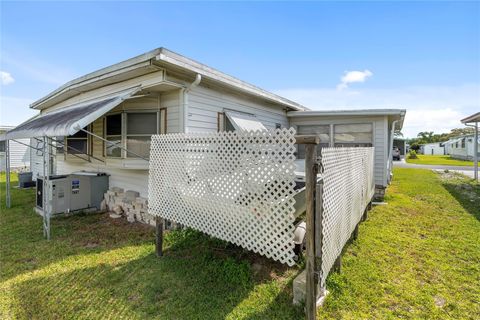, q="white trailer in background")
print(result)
[461,112,480,181]
[420,142,445,155]
[0,126,30,171]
